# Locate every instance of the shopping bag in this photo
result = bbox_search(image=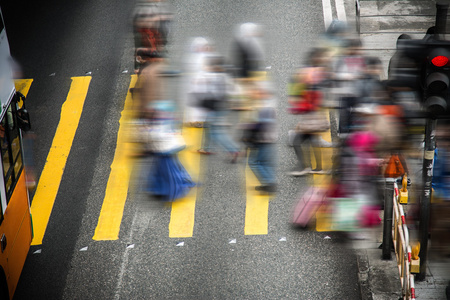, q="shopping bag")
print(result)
[295,111,330,134]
